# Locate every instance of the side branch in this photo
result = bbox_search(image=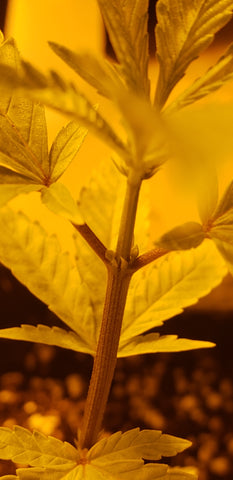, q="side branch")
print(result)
[73,223,107,263]
[131,247,169,271]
